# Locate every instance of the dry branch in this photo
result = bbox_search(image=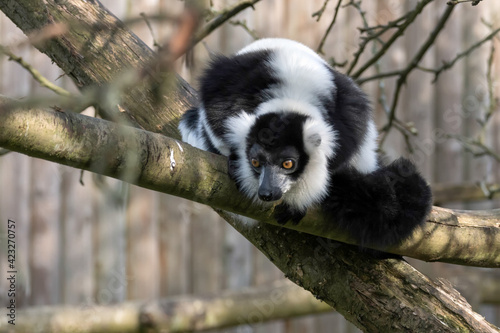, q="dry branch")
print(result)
[0,280,330,333]
[2,275,499,333]
[0,45,72,97]
[193,0,261,46]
